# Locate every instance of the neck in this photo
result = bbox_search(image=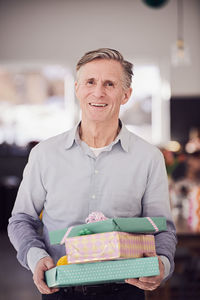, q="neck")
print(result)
[79,120,120,148]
